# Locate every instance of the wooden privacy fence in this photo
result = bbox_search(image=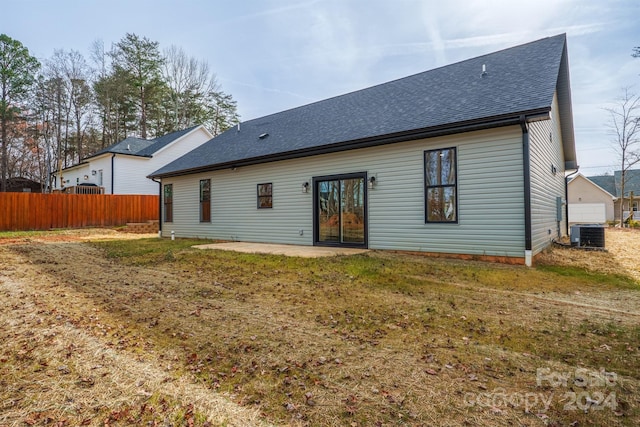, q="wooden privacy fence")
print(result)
[0,193,159,231]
